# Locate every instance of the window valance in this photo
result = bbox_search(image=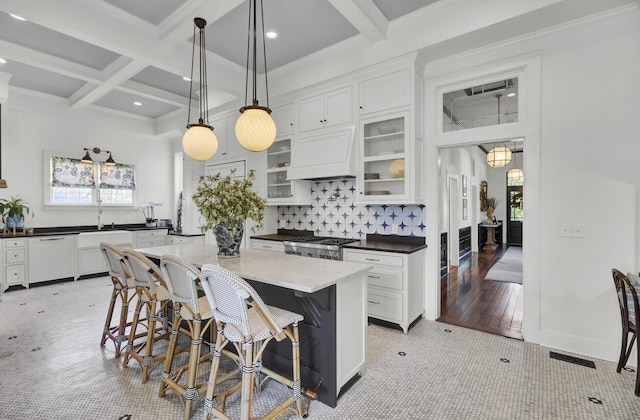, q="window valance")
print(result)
[51,157,95,188]
[99,162,136,190]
